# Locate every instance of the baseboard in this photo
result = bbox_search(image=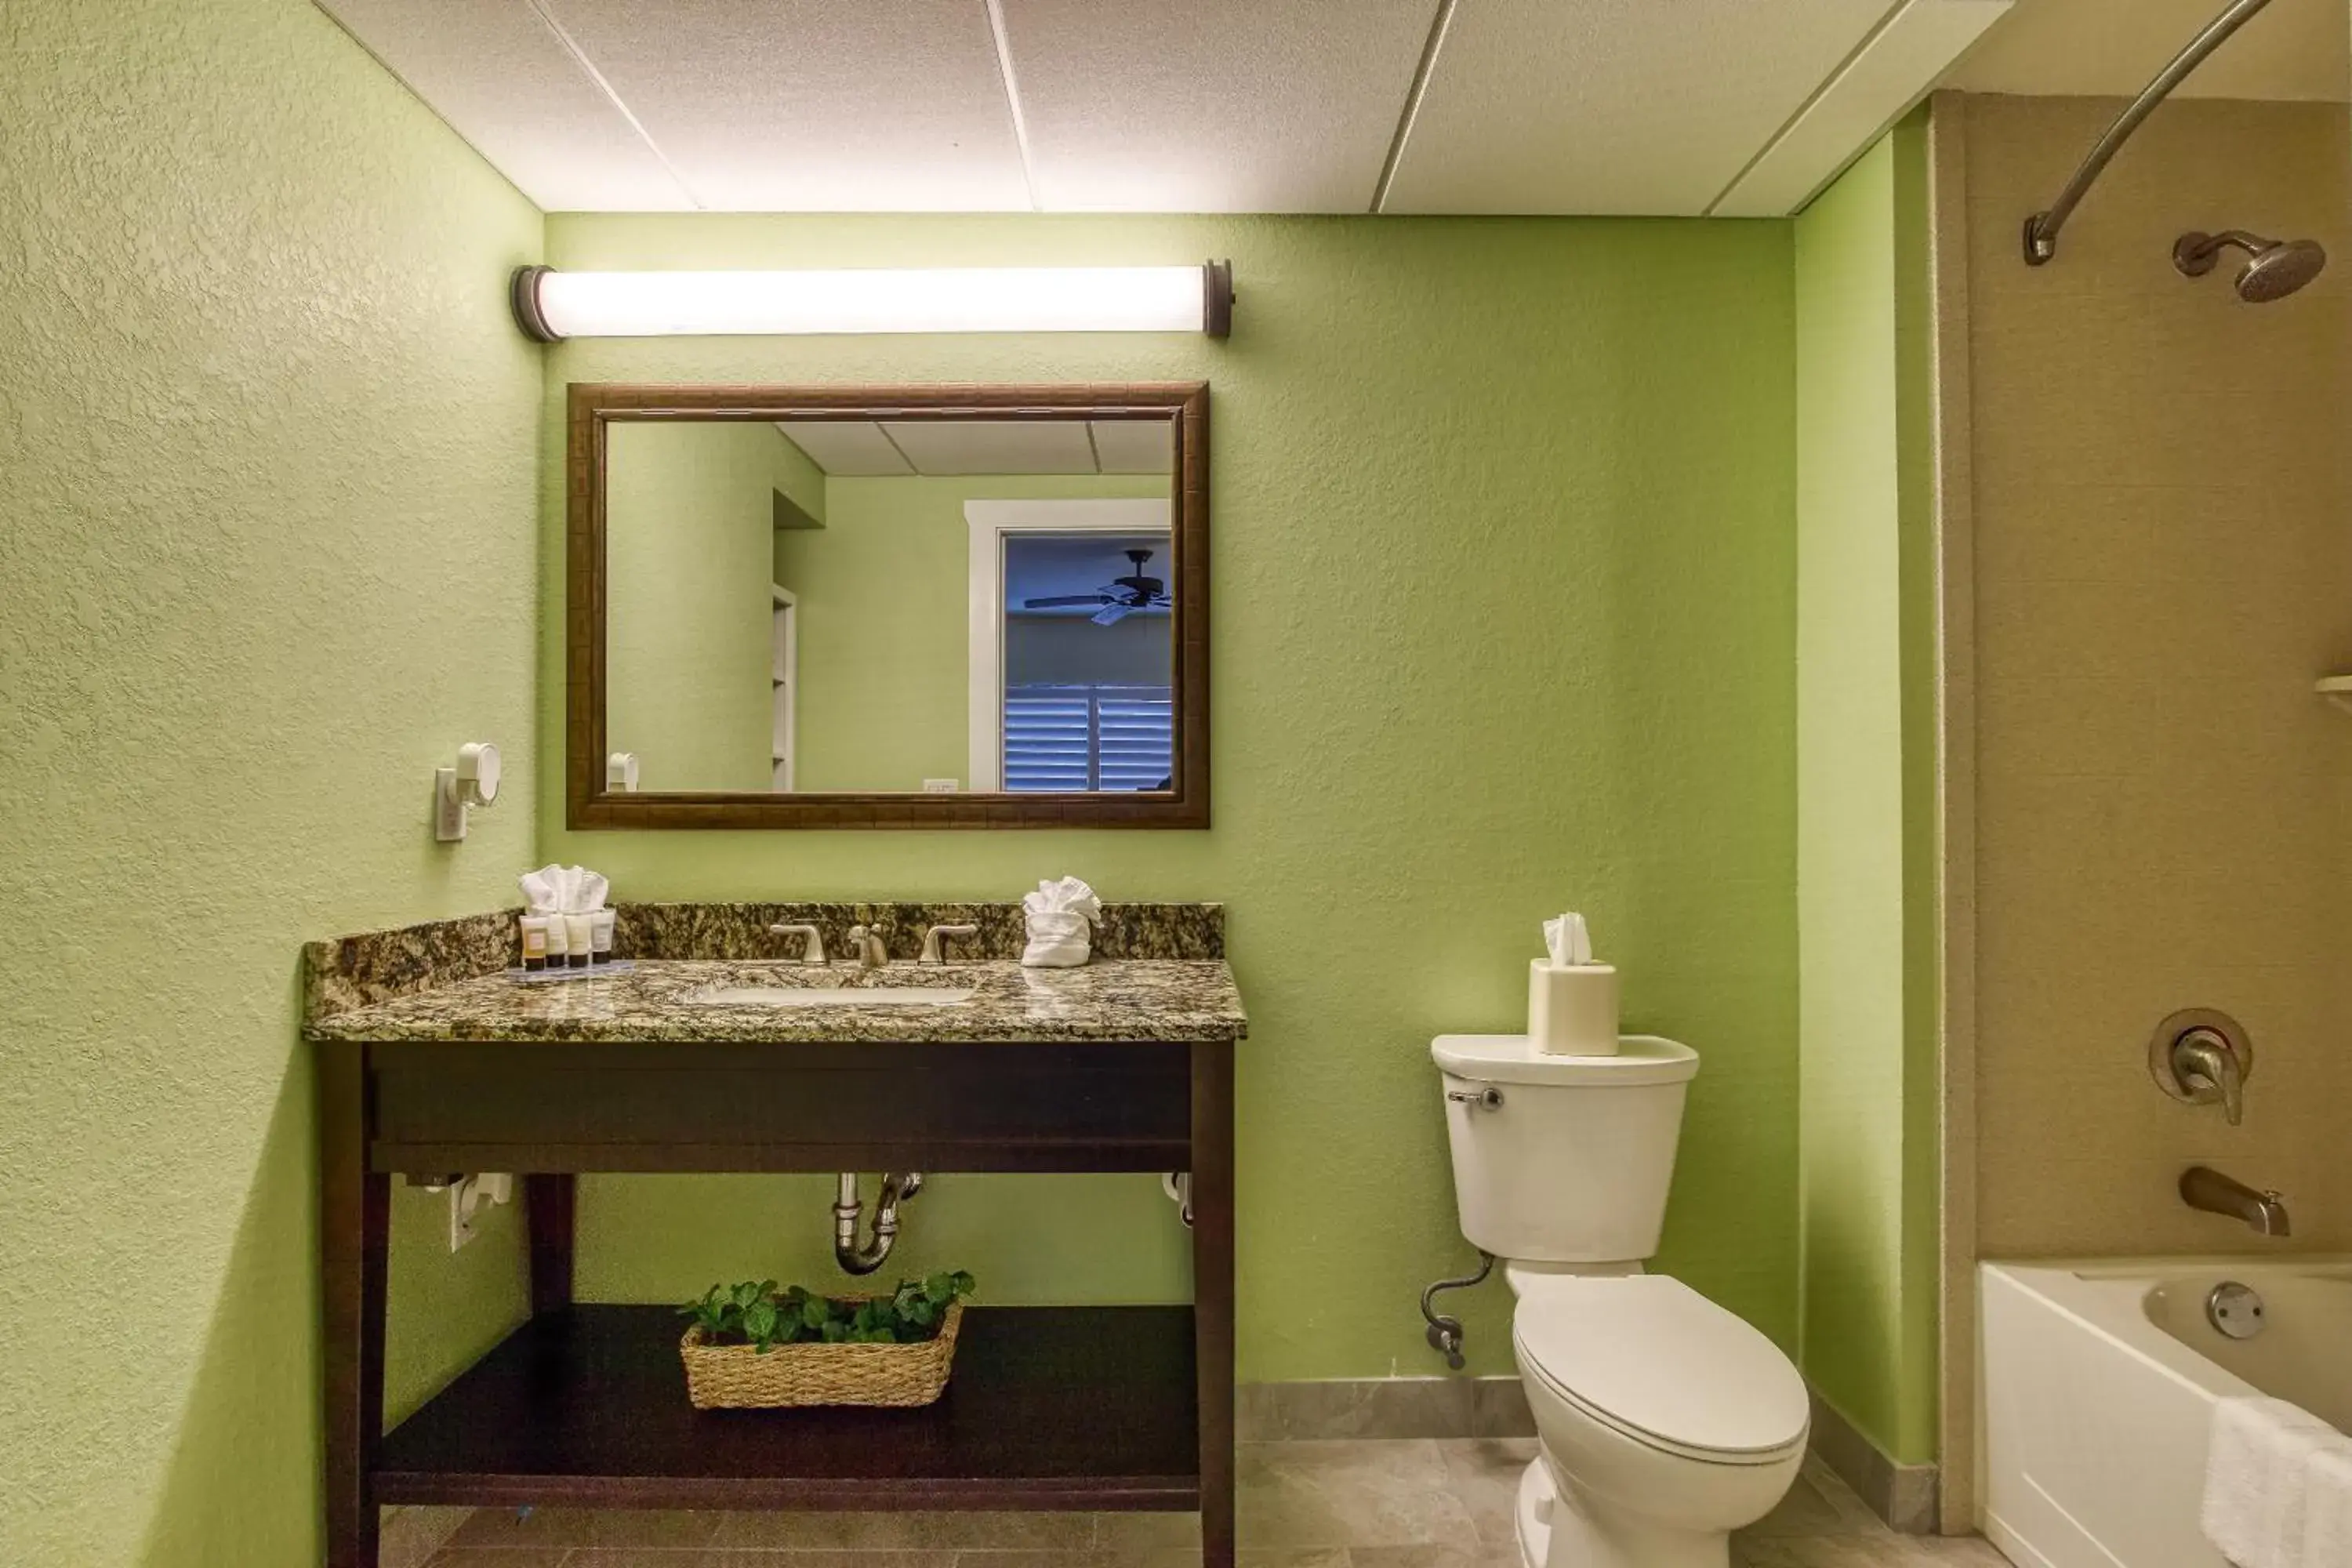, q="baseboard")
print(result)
[1807,1392,1939,1535]
[1237,1377,1535,1441]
